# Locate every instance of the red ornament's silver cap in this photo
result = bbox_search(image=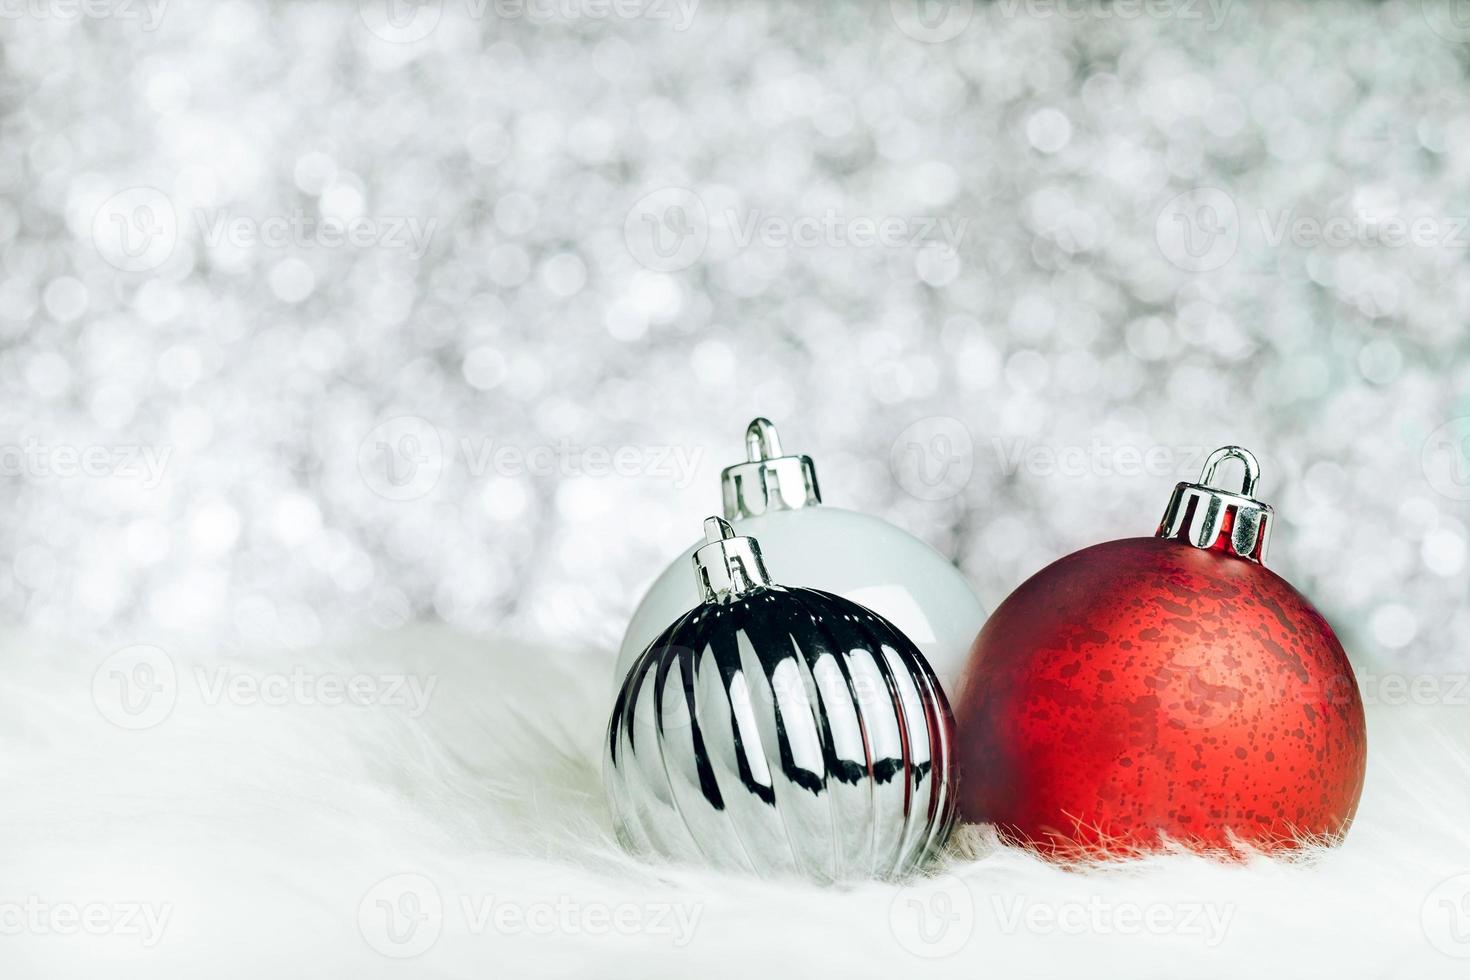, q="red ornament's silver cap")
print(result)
[1156,446,1273,563]
[692,517,772,603]
[720,418,821,520]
